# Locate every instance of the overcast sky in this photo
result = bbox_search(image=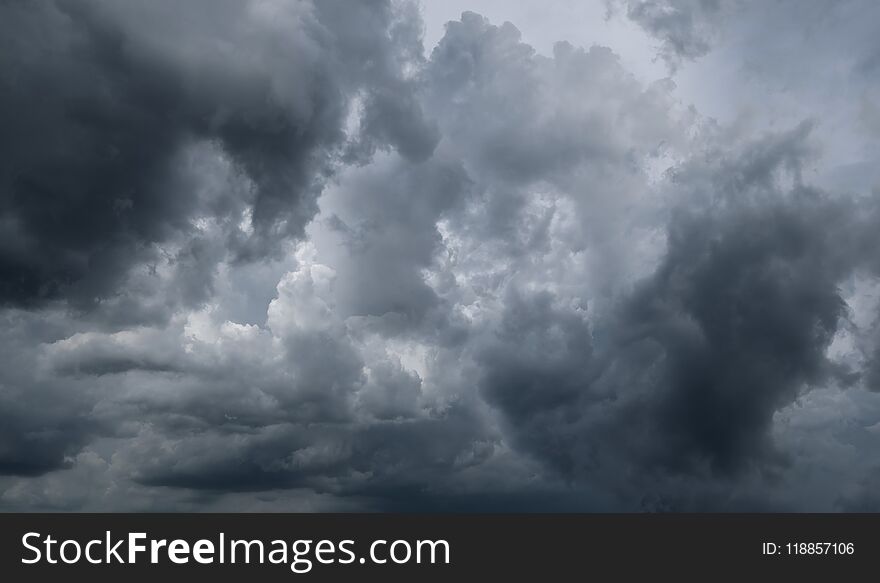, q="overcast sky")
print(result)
[2,0,880,511]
